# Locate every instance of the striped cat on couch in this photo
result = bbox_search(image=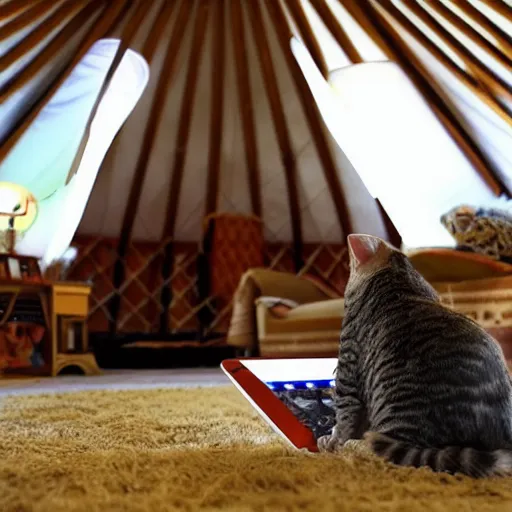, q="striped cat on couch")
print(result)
[318,234,512,478]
